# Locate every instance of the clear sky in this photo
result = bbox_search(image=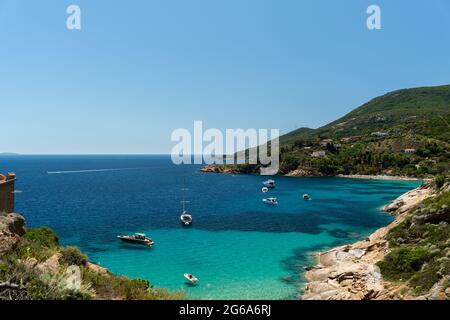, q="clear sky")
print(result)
[0,0,449,154]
